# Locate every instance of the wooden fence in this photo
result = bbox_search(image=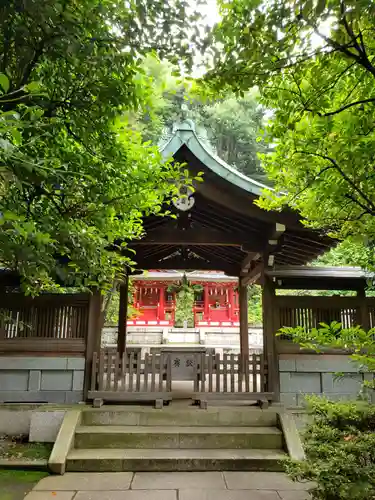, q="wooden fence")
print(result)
[273,296,375,332]
[193,352,267,393]
[0,293,90,353]
[192,352,272,407]
[88,350,172,404]
[88,349,272,406]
